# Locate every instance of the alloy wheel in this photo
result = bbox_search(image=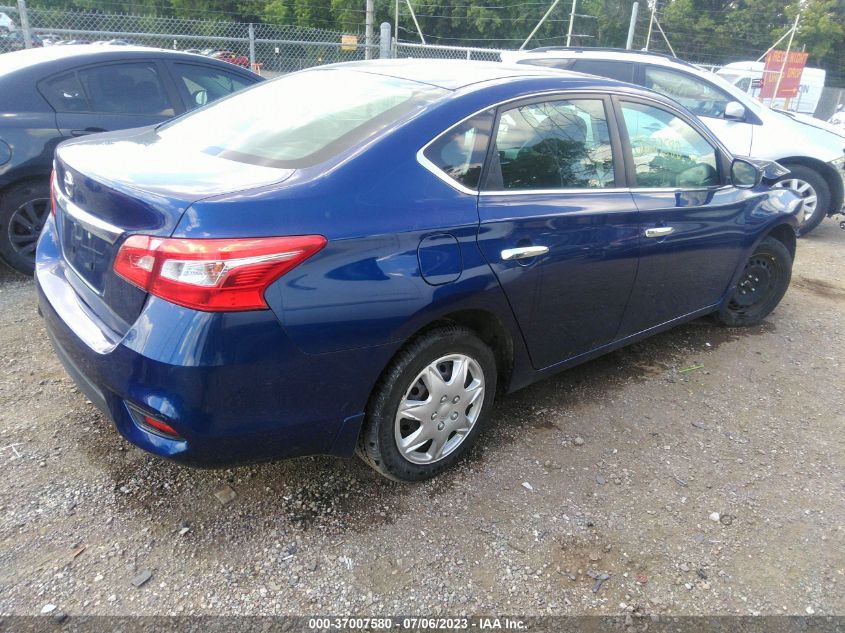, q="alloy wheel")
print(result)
[8,197,50,260]
[394,353,485,465]
[772,178,817,223]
